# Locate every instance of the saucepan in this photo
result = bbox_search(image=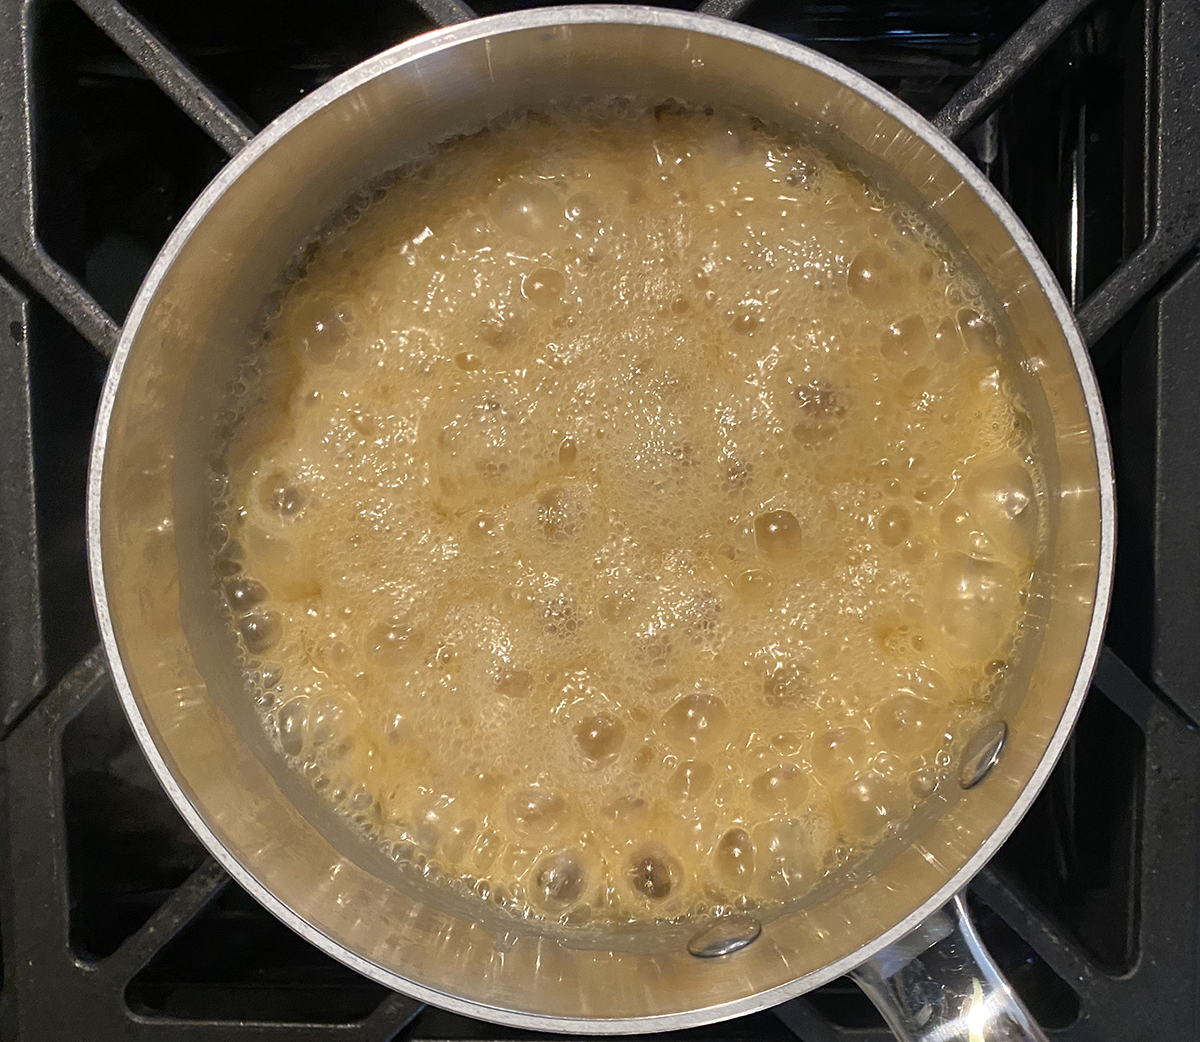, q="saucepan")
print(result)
[87,7,1114,1039]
